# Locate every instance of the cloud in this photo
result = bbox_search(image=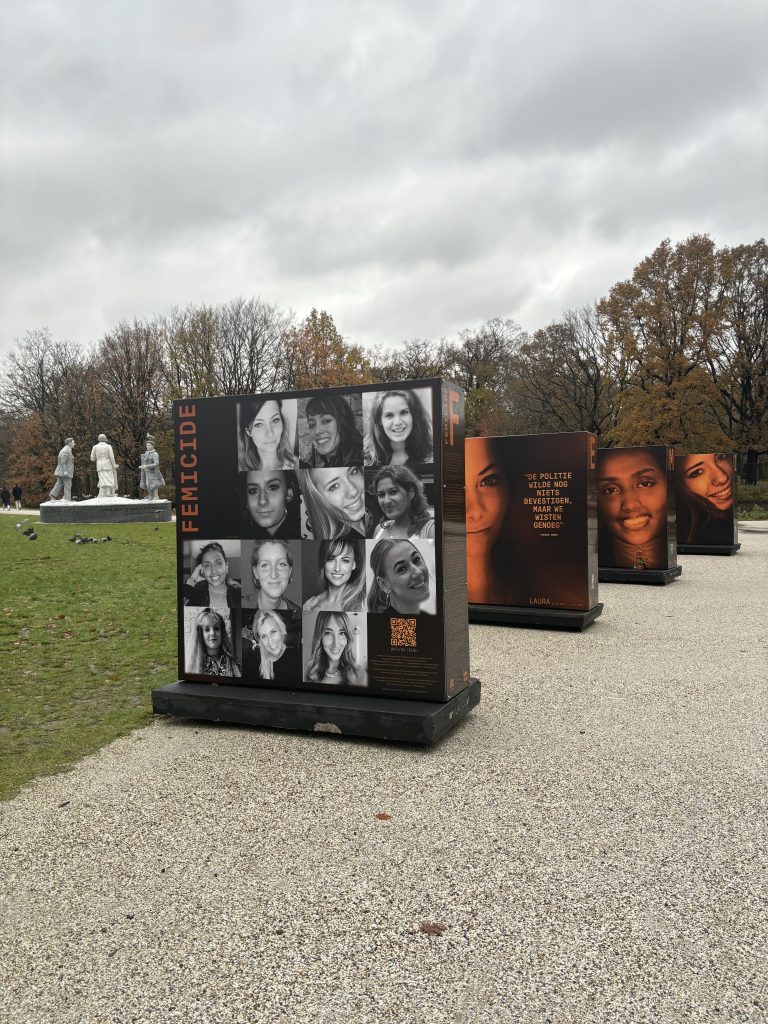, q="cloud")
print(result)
[1,0,766,355]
